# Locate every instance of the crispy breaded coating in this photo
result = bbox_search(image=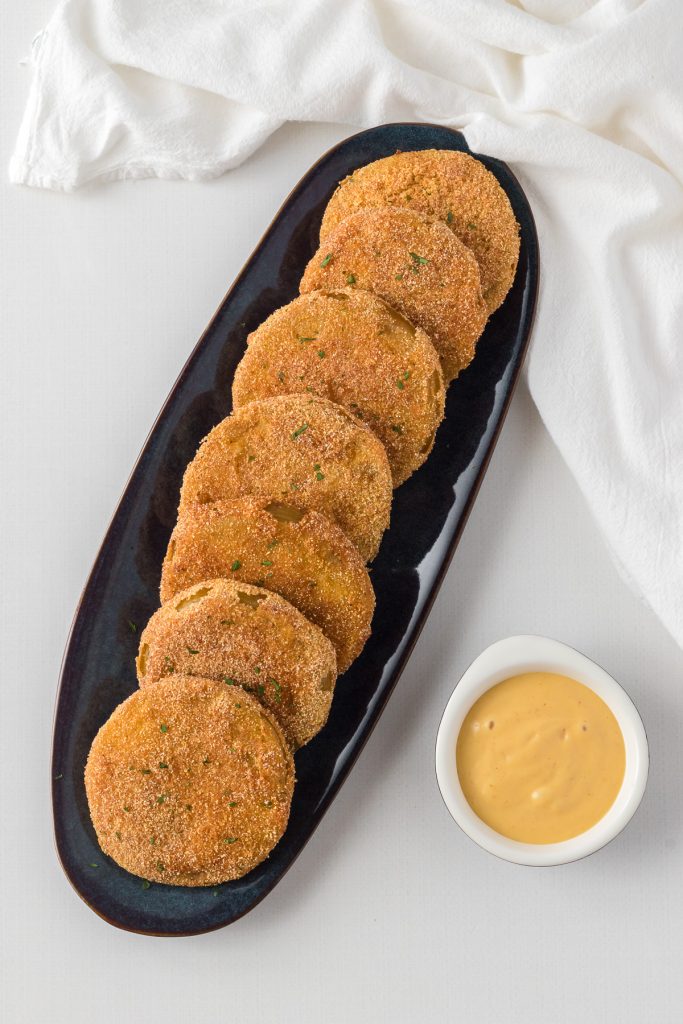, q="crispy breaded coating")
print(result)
[84,675,294,886]
[300,207,487,382]
[178,394,392,561]
[232,289,445,486]
[137,578,337,750]
[320,149,520,314]
[161,497,374,673]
